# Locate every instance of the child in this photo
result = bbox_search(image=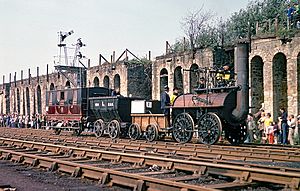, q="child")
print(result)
[267,122,274,144]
